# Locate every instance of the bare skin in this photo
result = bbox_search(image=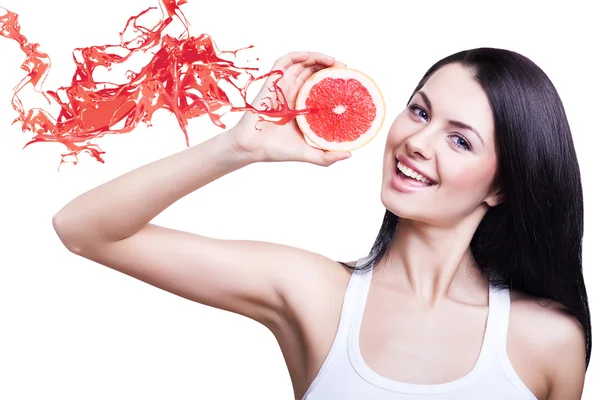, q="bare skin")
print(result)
[52,52,586,400]
[281,257,583,400]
